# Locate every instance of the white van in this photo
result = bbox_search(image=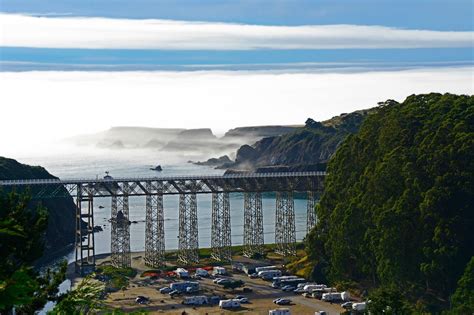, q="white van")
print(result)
[213,266,227,275]
[352,302,367,311]
[219,299,241,309]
